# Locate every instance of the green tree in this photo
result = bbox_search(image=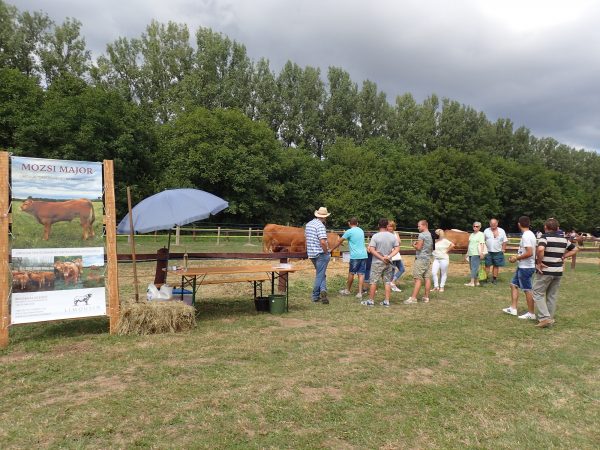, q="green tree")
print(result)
[39,17,90,84]
[0,1,52,77]
[159,107,287,223]
[0,68,43,148]
[323,67,358,144]
[356,80,390,144]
